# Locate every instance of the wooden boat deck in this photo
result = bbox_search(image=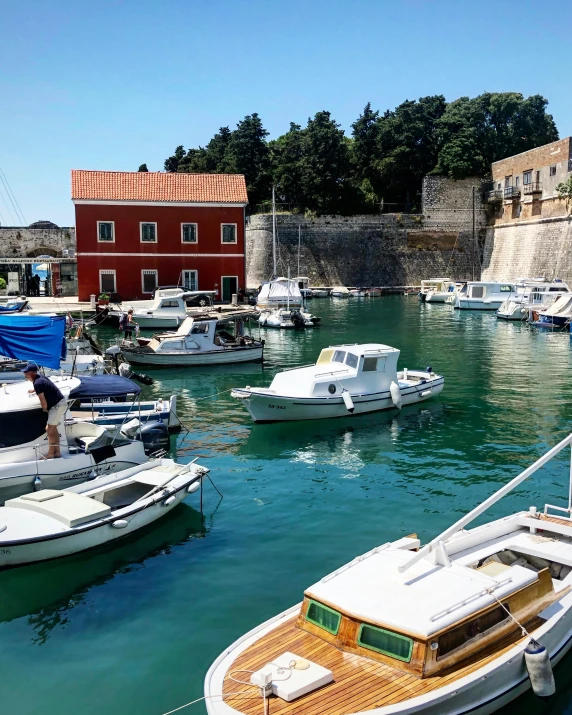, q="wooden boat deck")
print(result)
[223,615,543,715]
